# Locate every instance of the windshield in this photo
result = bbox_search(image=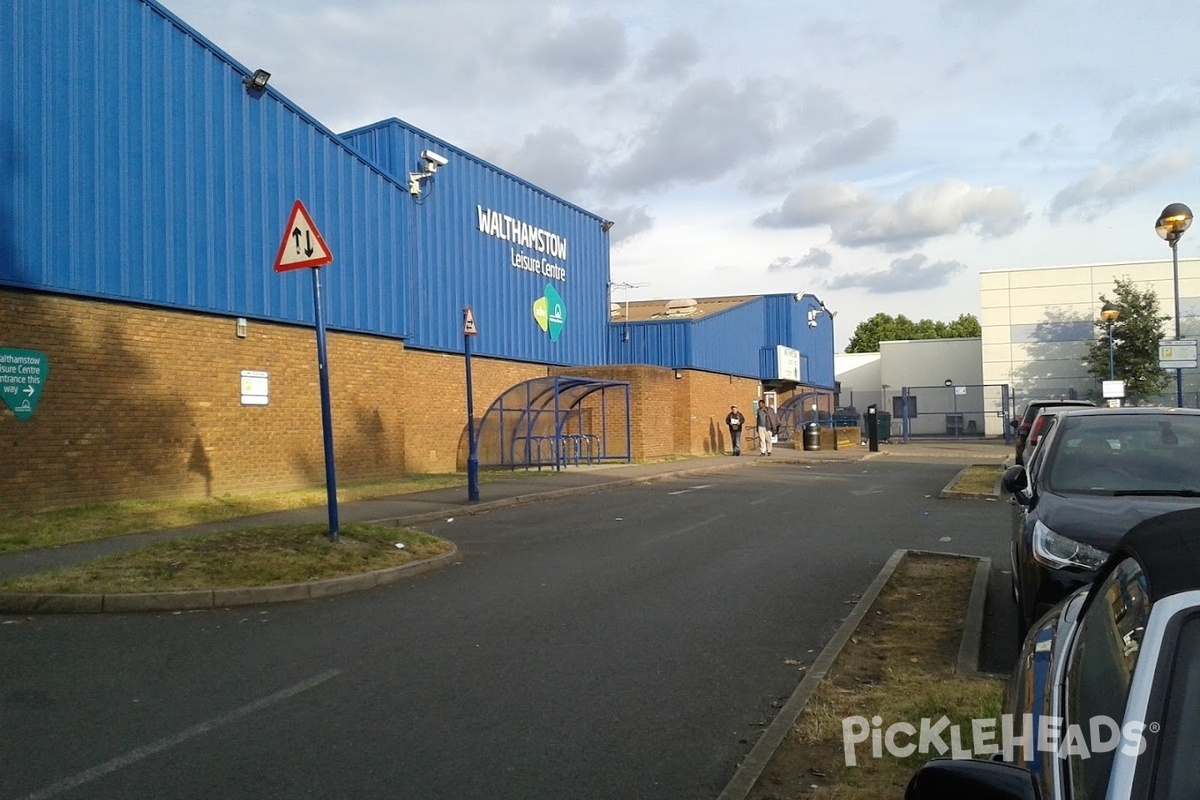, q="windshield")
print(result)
[1044,414,1200,494]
